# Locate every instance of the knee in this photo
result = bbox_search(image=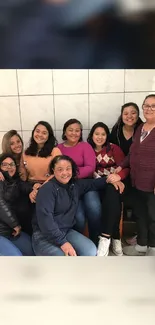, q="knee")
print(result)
[84,192,101,214]
[86,241,97,256]
[75,205,85,230]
